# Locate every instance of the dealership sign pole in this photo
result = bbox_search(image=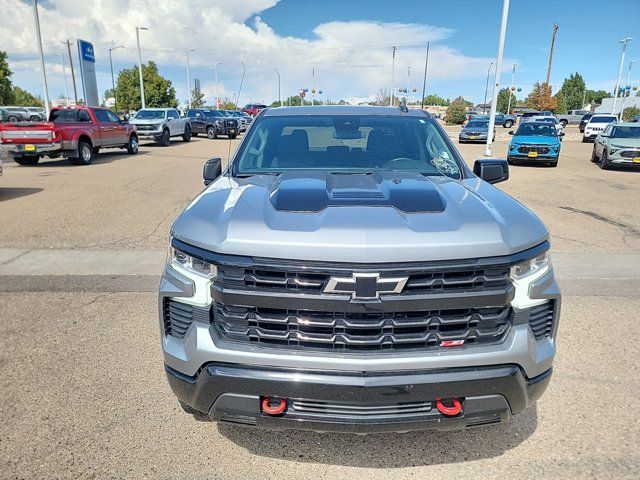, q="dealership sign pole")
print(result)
[76,39,99,106]
[484,0,510,157]
[32,0,50,117]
